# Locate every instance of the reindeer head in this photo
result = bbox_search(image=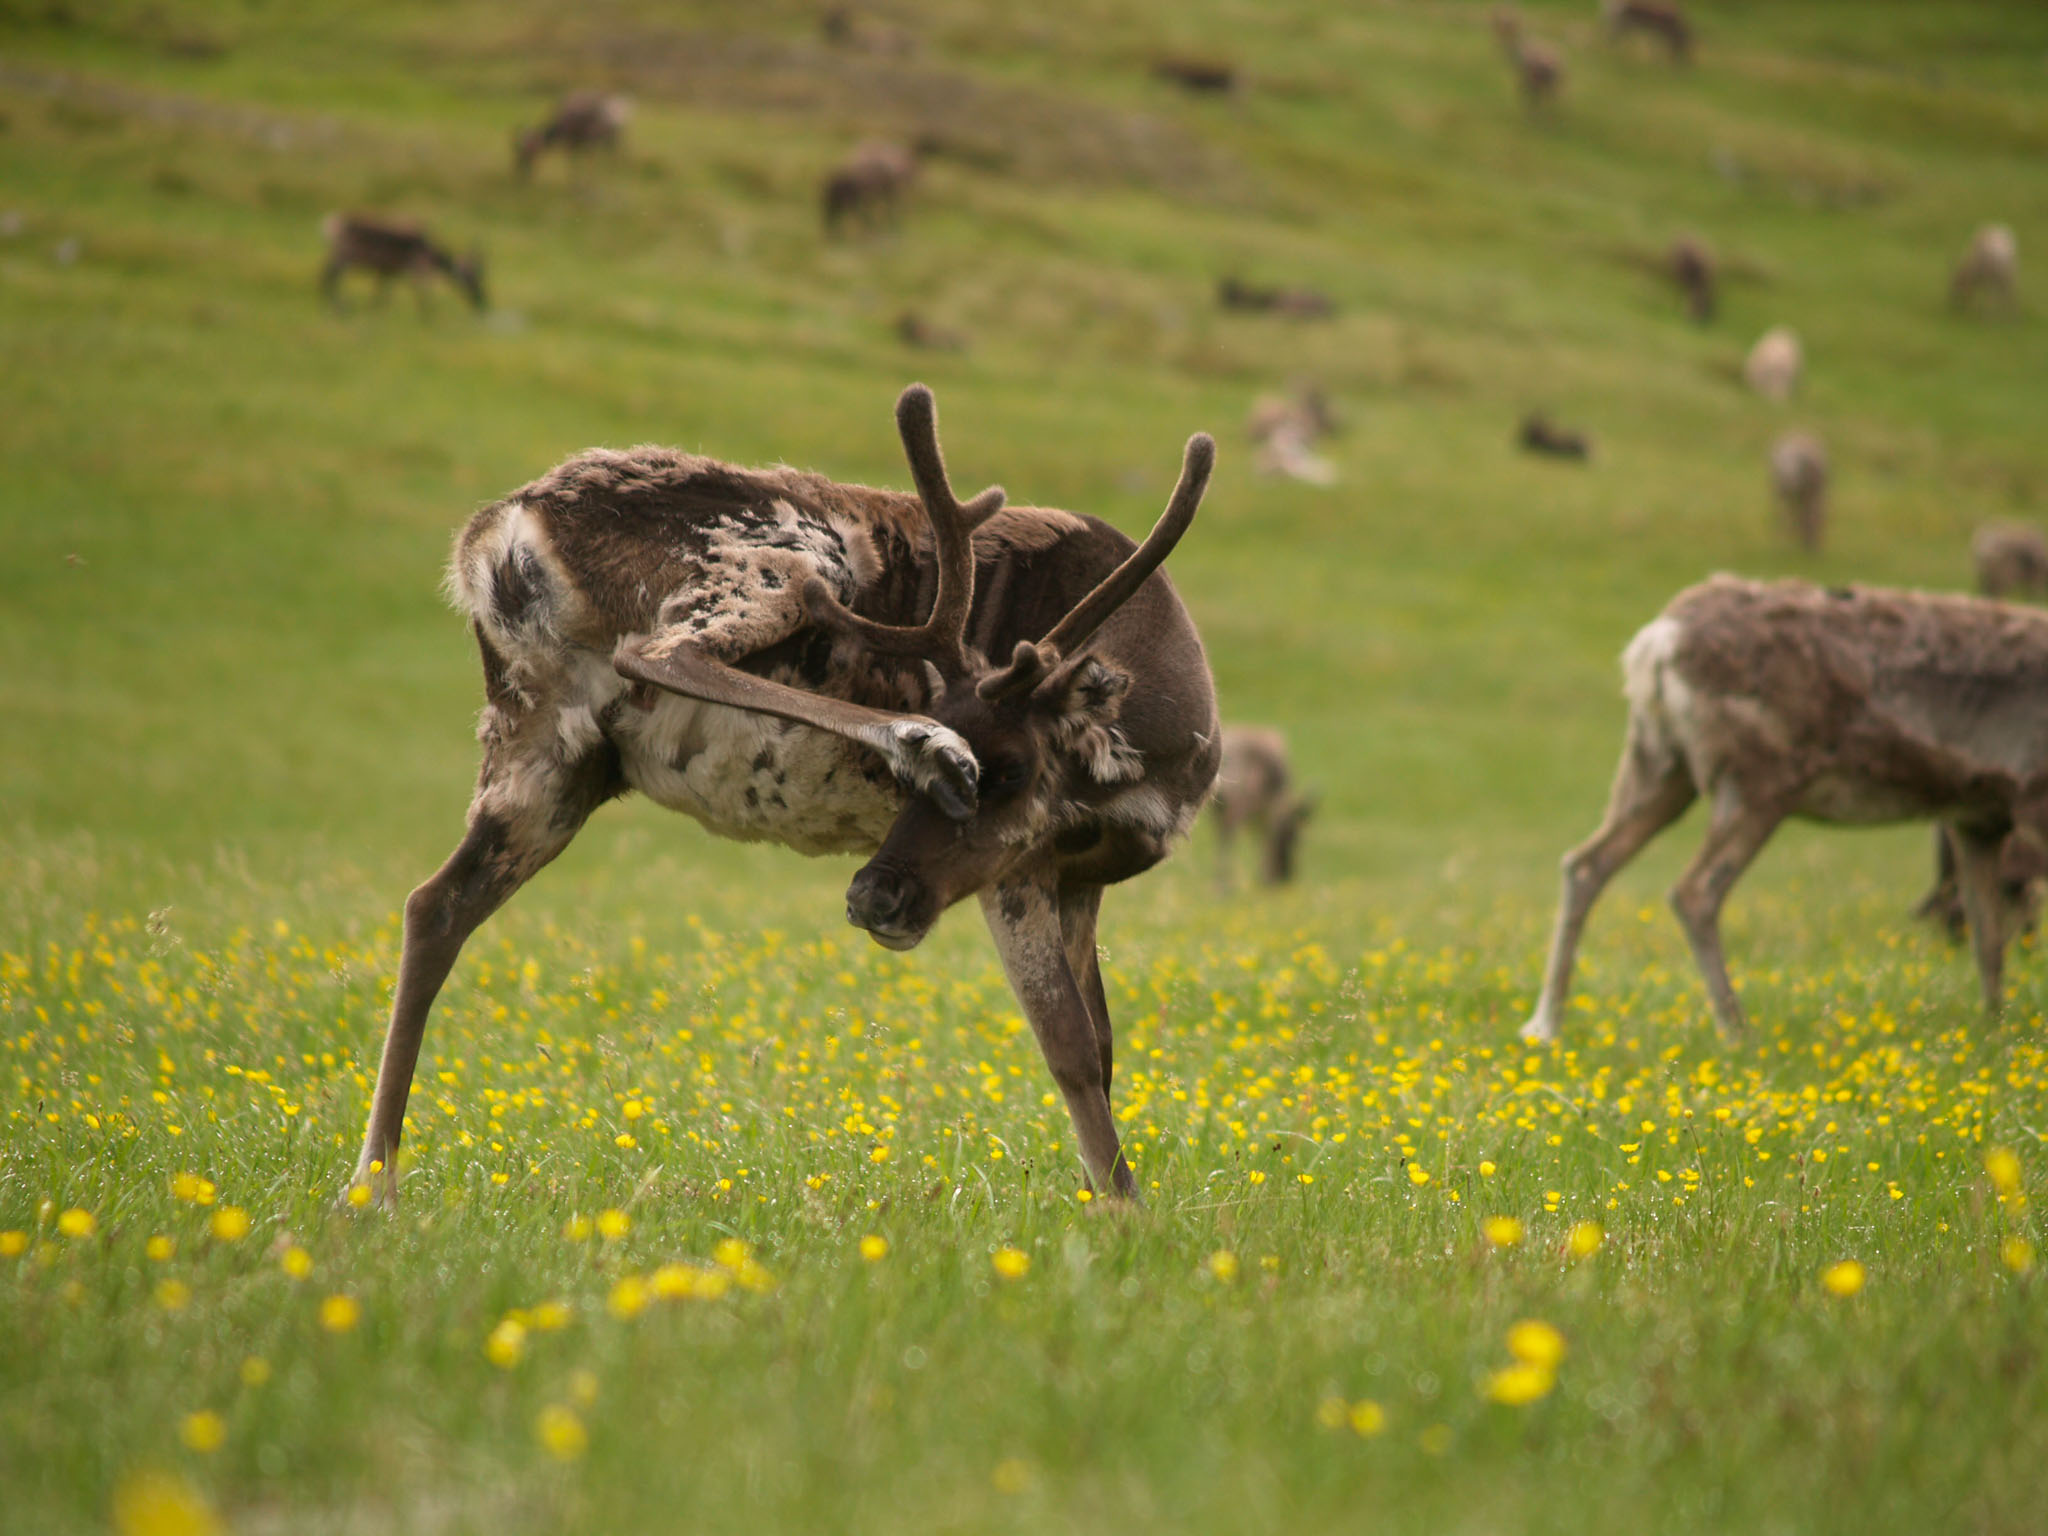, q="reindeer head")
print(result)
[805,386,1214,950]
